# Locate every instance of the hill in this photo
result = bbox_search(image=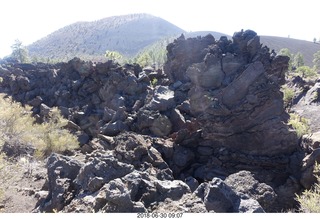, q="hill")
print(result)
[260,36,320,67]
[182,32,320,67]
[183,32,320,67]
[27,13,320,66]
[28,13,184,62]
[185,31,230,39]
